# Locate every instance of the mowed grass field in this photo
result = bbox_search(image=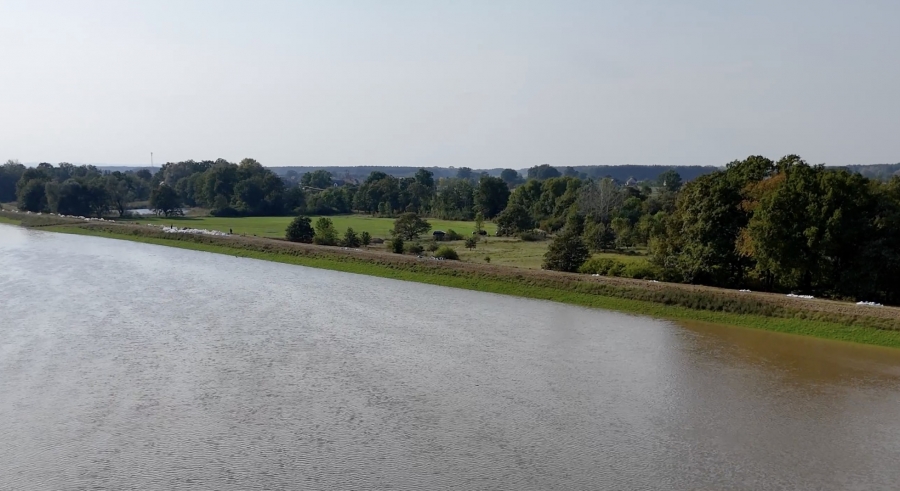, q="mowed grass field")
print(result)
[122,214,497,240]
[454,238,649,269]
[119,213,647,270]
